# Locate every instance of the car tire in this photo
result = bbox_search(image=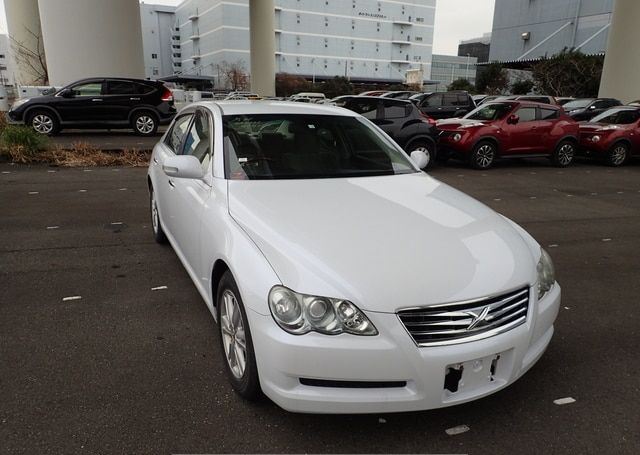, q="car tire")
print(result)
[605,142,629,167]
[470,140,496,170]
[217,271,261,400]
[406,140,436,169]
[551,140,576,167]
[150,187,168,244]
[28,110,60,135]
[132,111,158,136]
